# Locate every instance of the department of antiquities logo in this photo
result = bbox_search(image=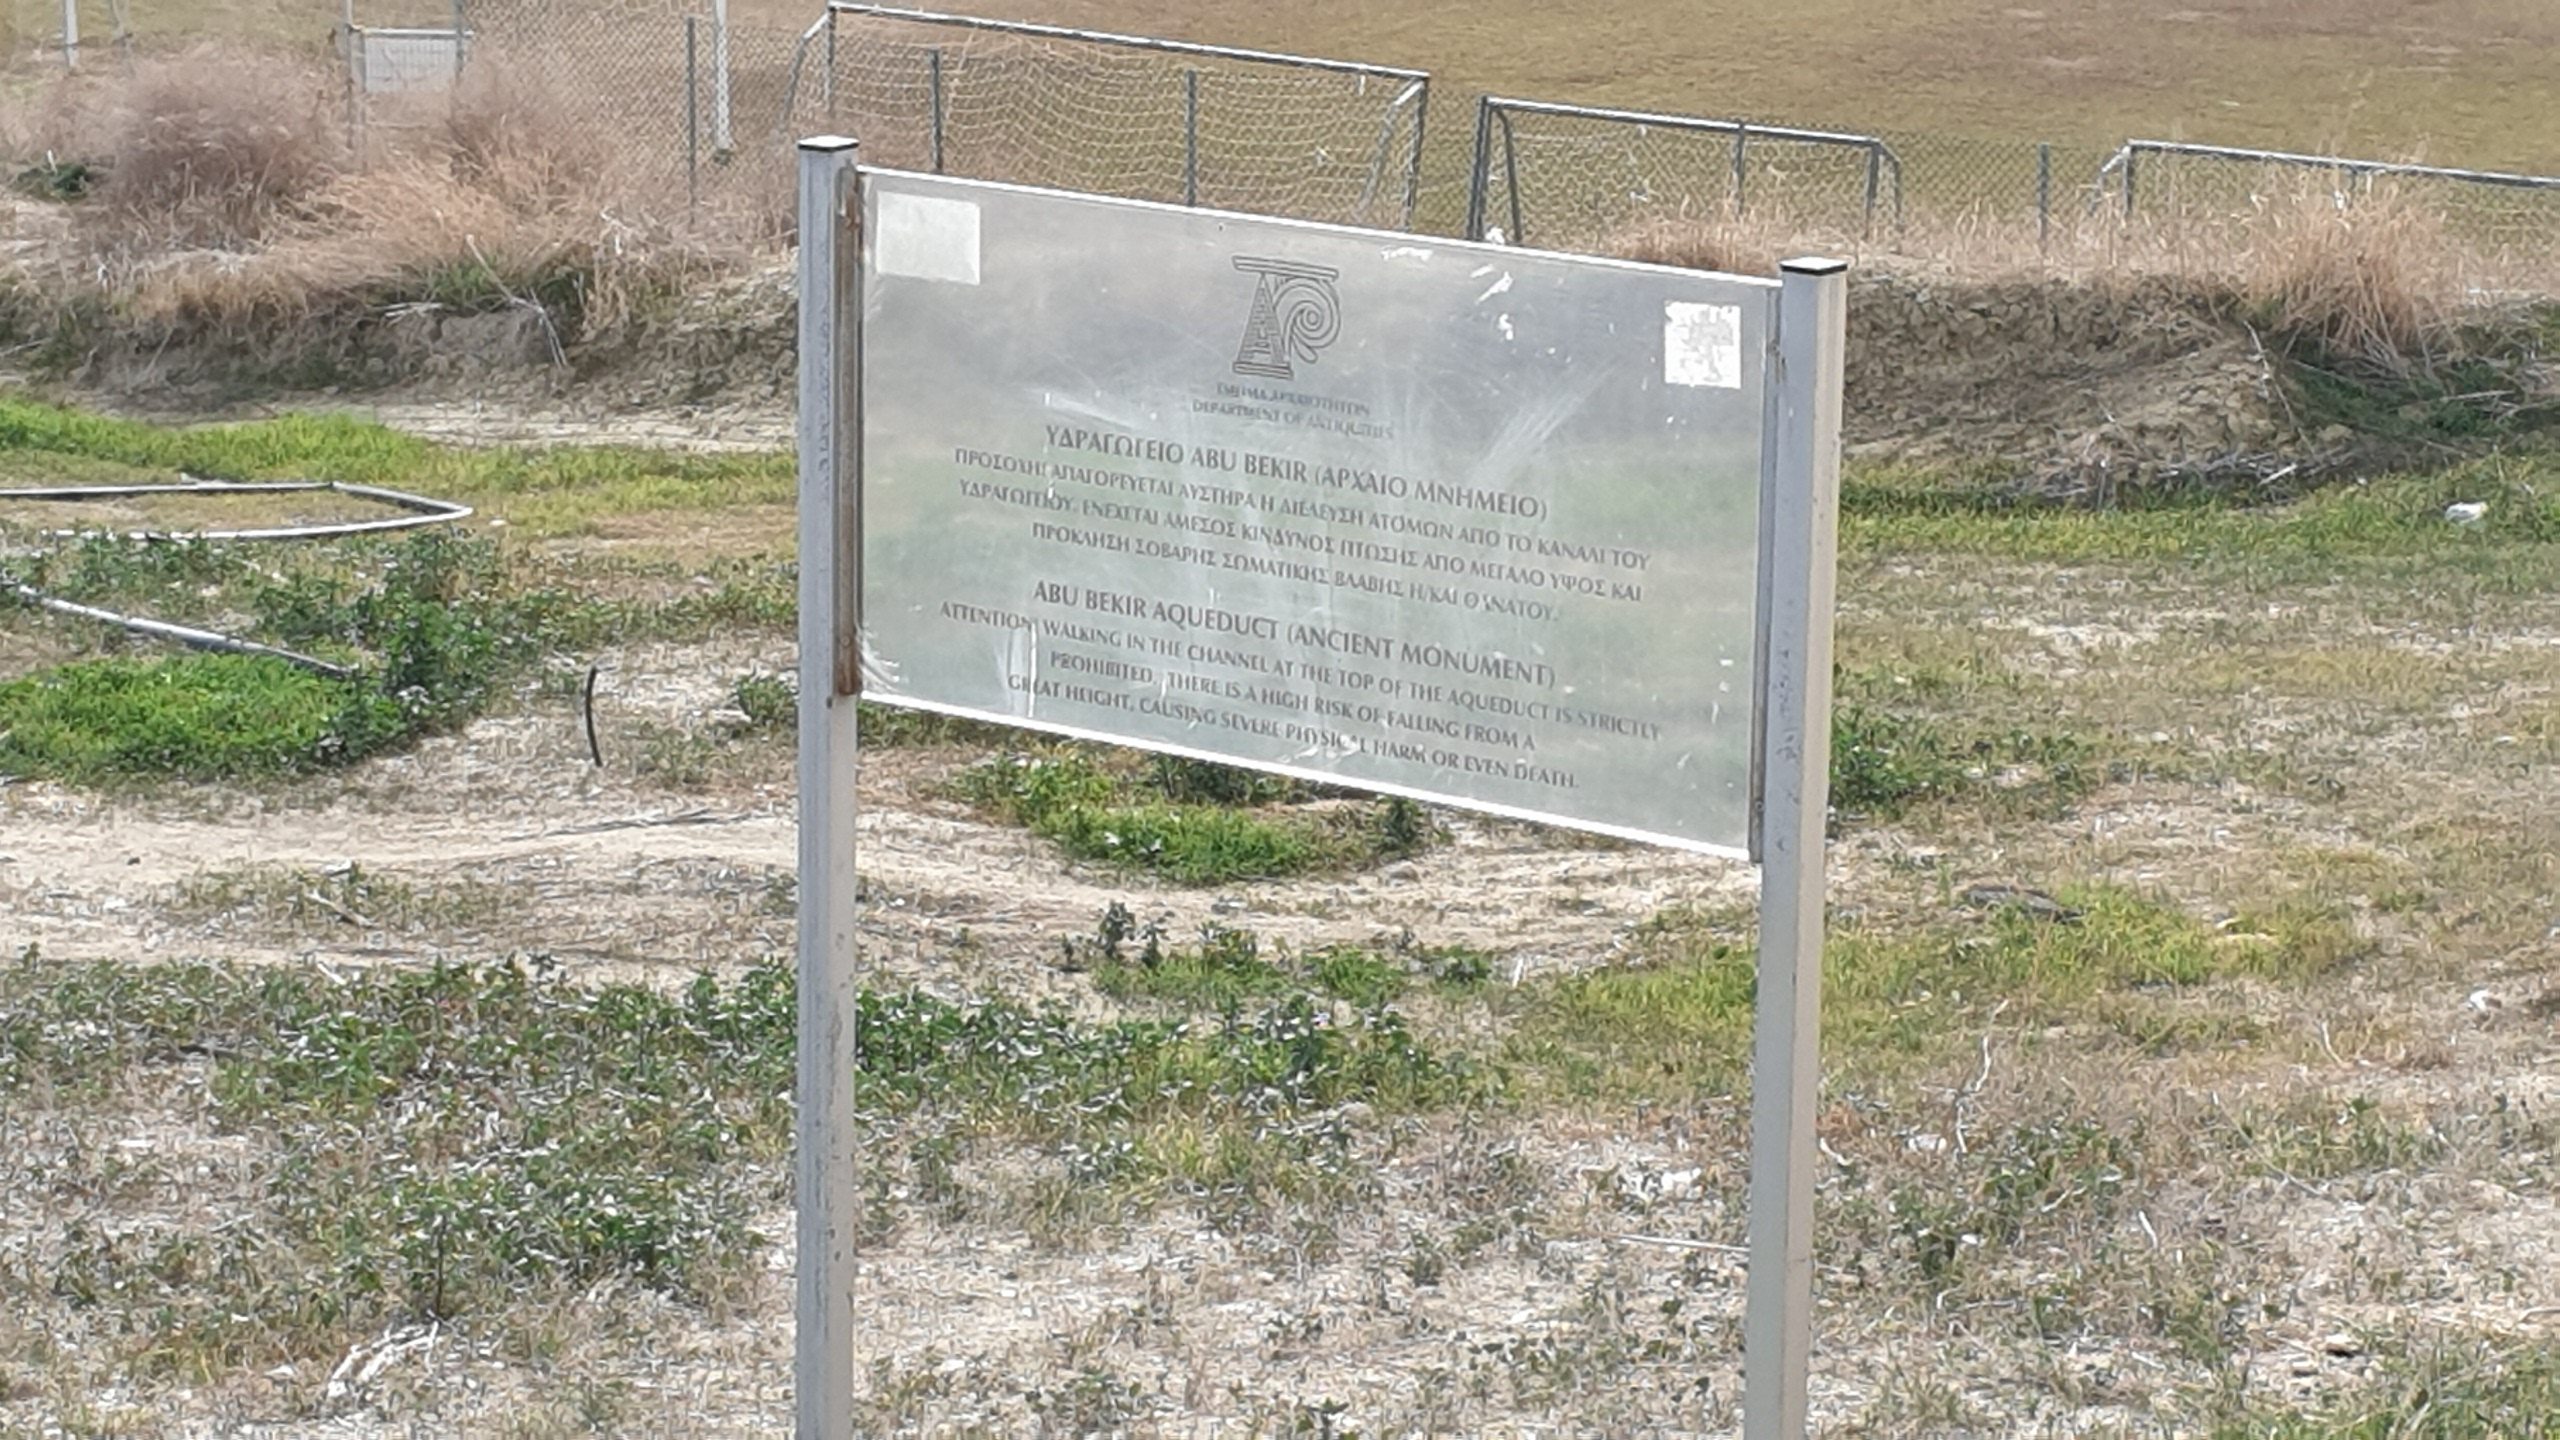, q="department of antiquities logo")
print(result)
[1231,256,1342,381]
